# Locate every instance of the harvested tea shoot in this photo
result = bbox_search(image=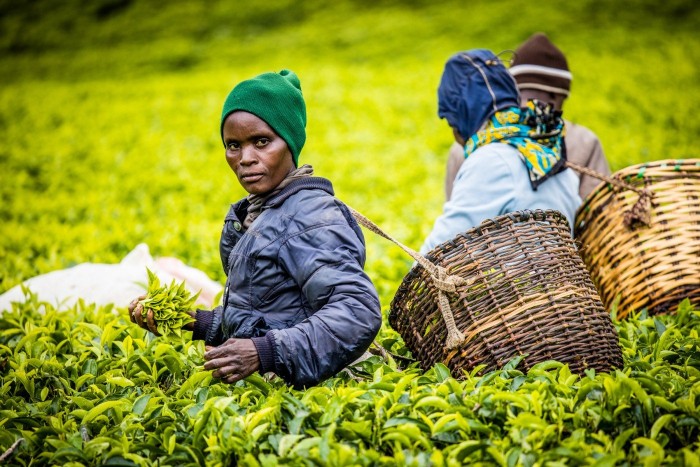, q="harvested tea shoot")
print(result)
[139,268,198,337]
